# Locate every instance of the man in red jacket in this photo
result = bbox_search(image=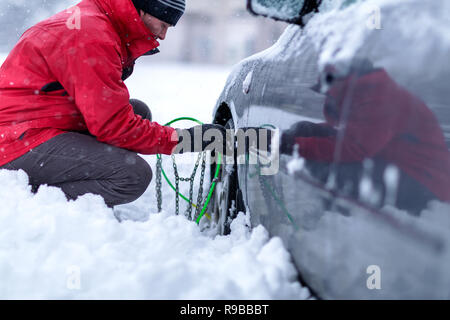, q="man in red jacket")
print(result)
[280,60,450,215]
[0,0,225,207]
